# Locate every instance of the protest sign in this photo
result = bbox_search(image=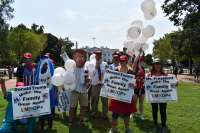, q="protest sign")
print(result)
[100,69,135,103]
[145,75,178,103]
[12,85,51,120]
[57,89,70,112]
